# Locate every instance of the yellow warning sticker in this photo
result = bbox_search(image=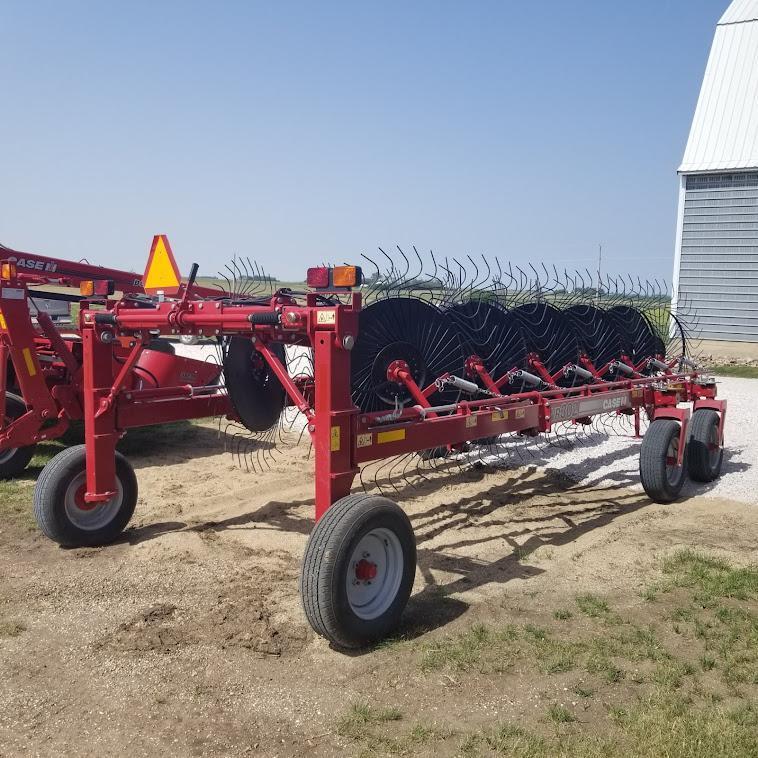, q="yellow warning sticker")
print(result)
[377,428,406,444]
[357,433,373,448]
[22,347,37,377]
[0,310,6,330]
[143,235,181,294]
[316,310,336,325]
[465,415,478,428]
[492,409,509,422]
[330,425,341,451]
